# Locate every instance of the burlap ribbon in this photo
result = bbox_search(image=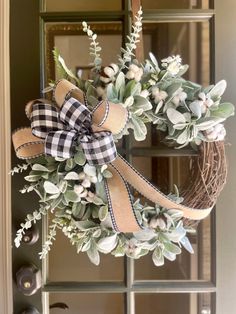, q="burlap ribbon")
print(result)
[12,79,212,233]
